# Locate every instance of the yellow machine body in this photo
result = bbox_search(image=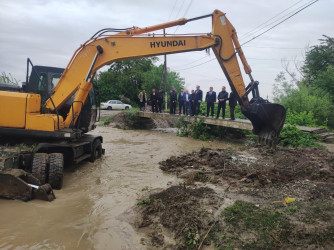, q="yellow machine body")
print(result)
[0,91,63,131]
